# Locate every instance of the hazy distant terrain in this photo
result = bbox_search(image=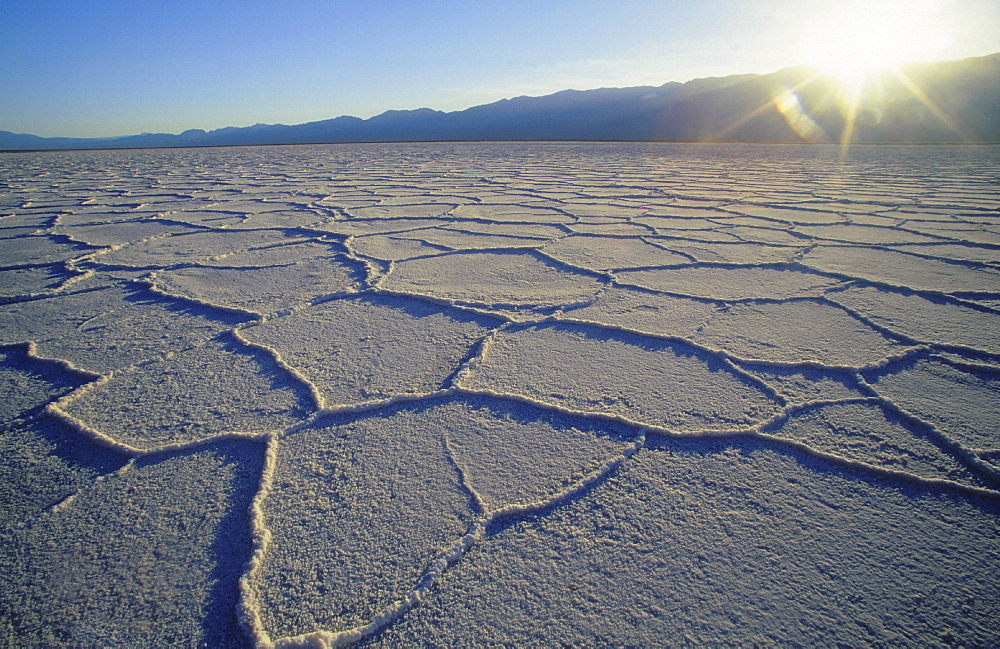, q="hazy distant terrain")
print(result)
[2,54,998,150]
[0,142,998,646]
